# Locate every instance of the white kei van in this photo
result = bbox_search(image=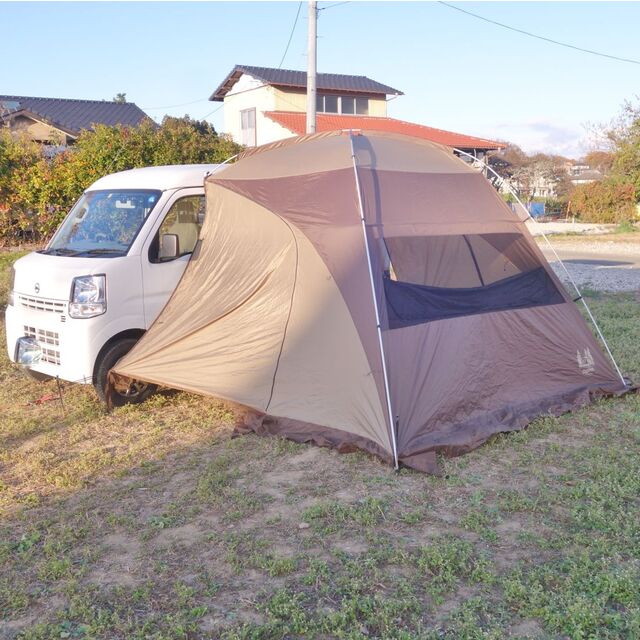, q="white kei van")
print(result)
[5,164,220,405]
